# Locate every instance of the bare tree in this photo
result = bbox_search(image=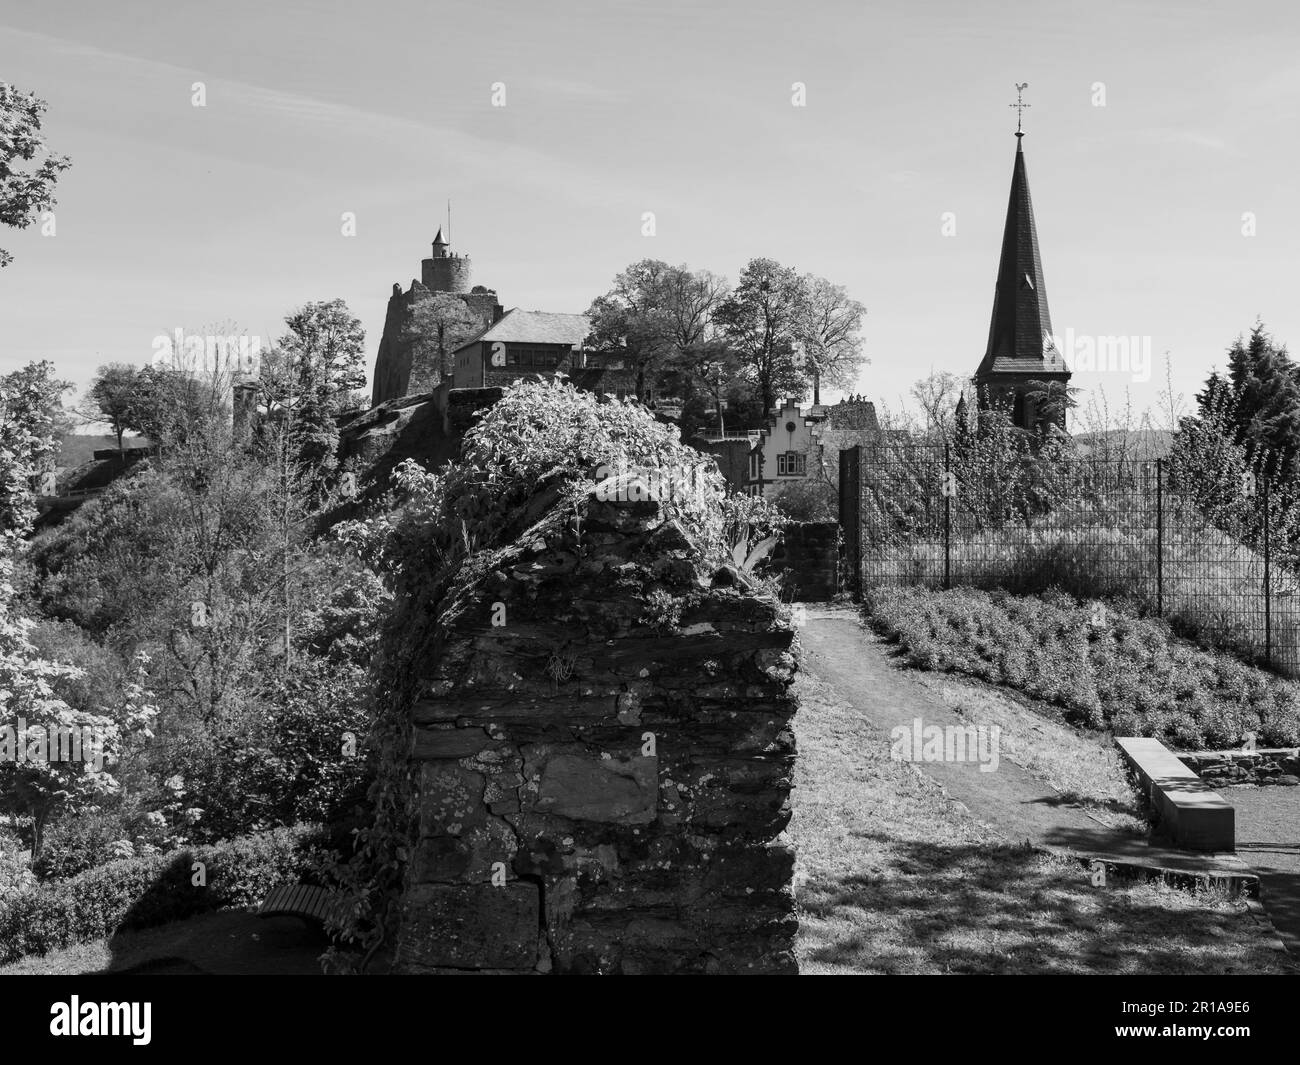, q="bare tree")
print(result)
[909,370,965,442]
